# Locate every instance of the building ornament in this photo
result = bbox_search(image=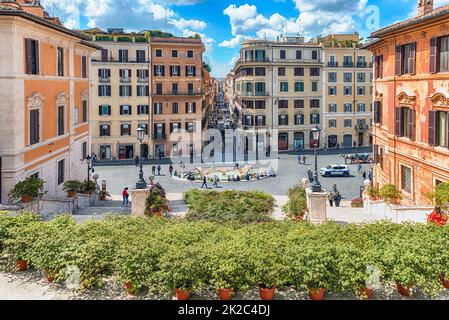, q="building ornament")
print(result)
[431,93,449,108]
[397,92,416,106]
[56,92,68,106]
[27,92,44,109]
